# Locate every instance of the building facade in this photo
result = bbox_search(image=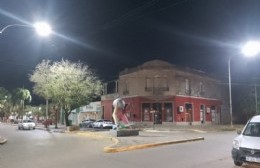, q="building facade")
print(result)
[101,60,229,125]
[68,101,102,125]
